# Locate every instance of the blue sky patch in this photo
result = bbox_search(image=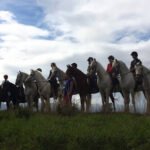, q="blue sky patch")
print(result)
[0,0,45,28]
